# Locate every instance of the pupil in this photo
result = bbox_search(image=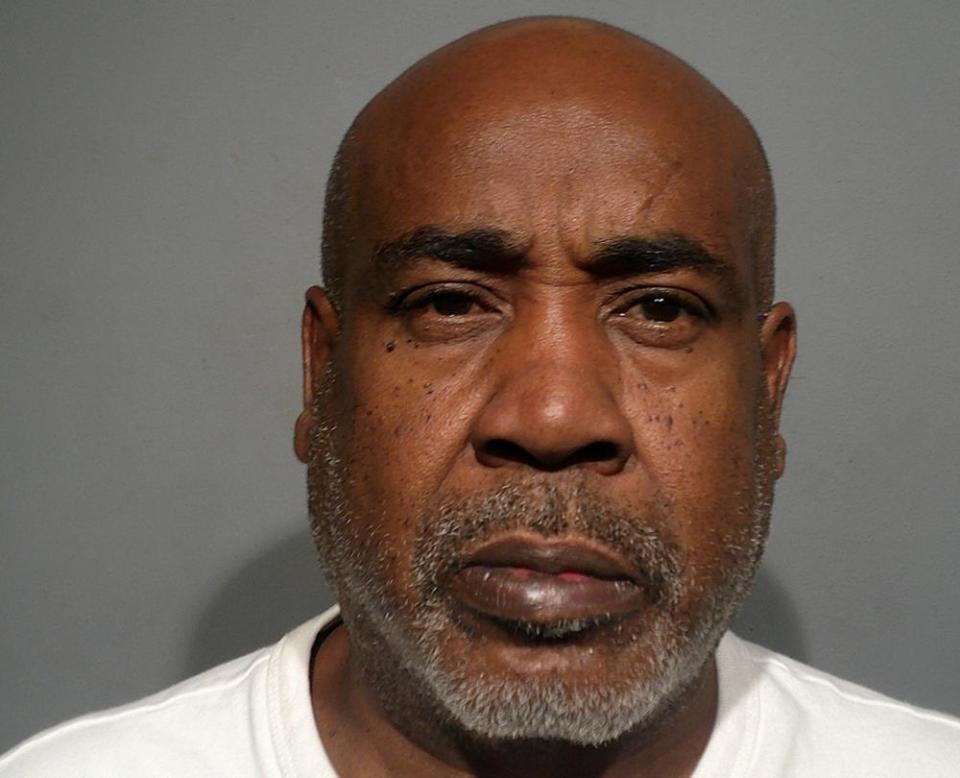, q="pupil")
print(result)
[641,296,680,322]
[432,294,473,316]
